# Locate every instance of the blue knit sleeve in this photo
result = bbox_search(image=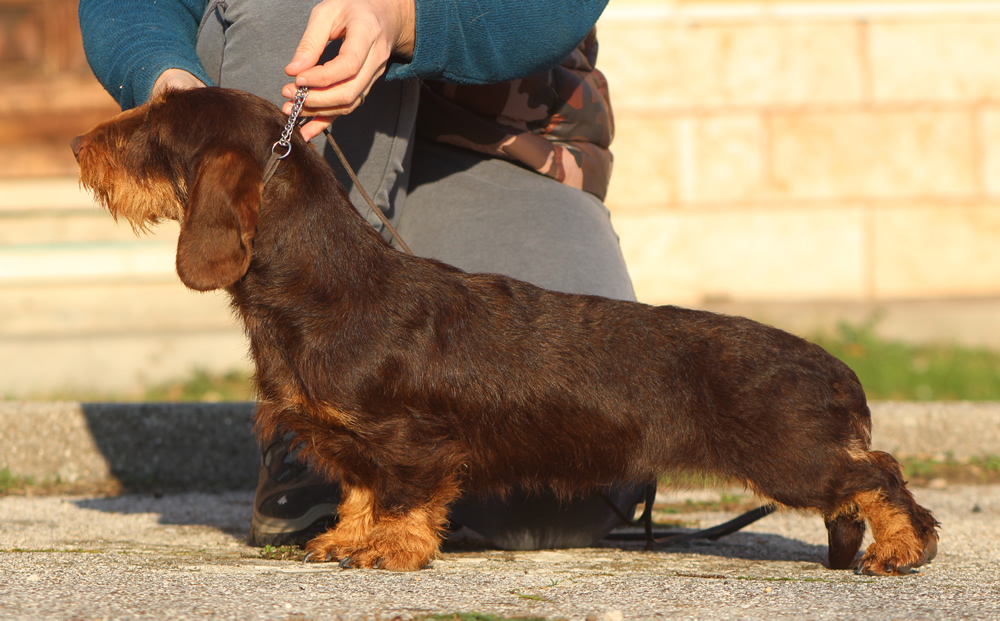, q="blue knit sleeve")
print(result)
[386,0,610,84]
[79,0,213,110]
[79,0,607,108]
